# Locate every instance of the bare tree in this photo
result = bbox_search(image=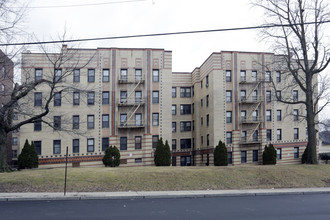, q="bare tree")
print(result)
[254,0,330,164]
